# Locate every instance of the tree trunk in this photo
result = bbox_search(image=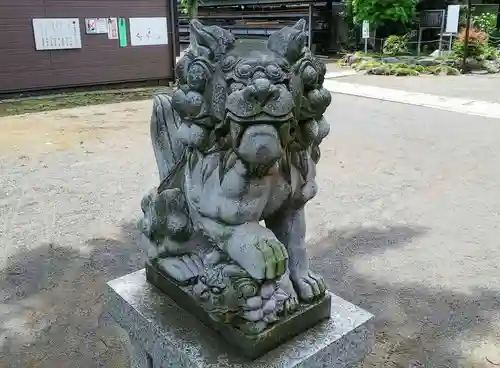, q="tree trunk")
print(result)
[191,0,199,18]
